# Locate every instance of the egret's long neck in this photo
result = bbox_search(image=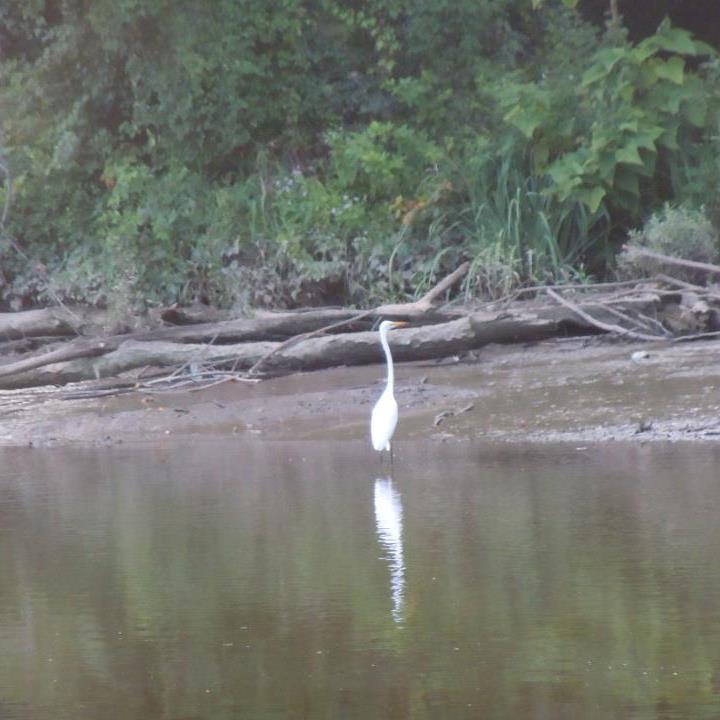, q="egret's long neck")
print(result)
[380,326,394,393]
